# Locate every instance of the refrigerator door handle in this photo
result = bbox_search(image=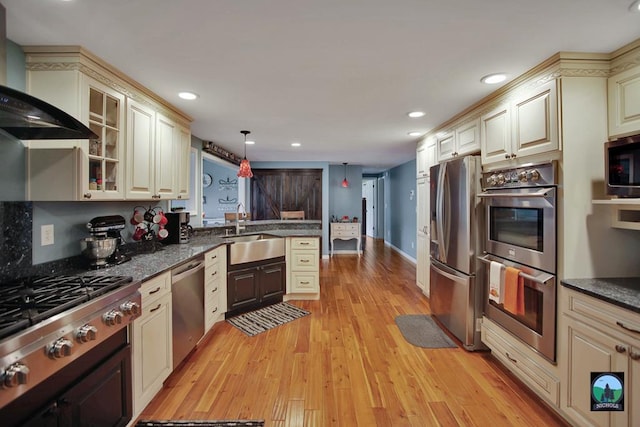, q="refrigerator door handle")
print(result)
[436,161,447,262]
[431,259,466,283]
